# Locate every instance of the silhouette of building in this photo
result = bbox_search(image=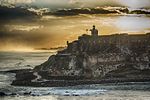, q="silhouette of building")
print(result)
[90,25,98,36]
